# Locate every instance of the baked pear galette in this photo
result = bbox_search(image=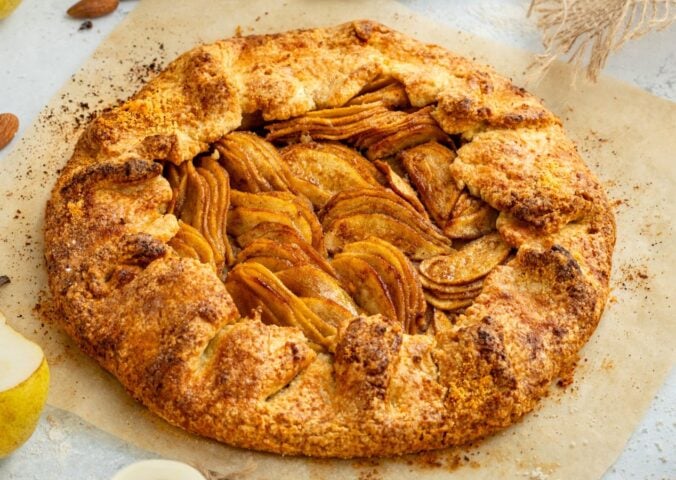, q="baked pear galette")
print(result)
[45,21,615,457]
